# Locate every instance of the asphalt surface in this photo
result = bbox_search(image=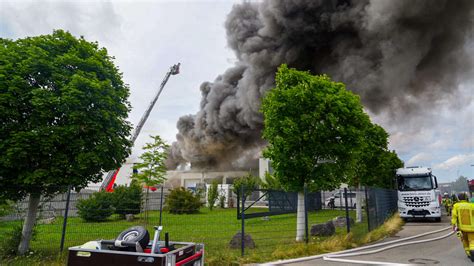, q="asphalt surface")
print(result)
[284,214,472,265]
